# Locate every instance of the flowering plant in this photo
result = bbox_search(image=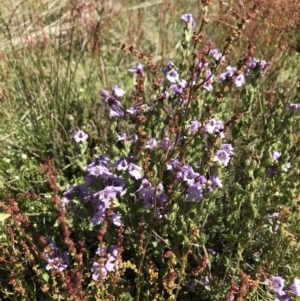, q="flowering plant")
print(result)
[1,3,300,301]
